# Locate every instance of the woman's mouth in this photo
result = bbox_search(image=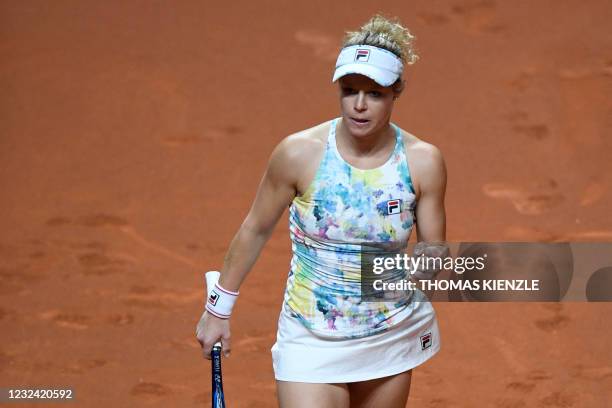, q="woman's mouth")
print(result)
[350,117,370,127]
